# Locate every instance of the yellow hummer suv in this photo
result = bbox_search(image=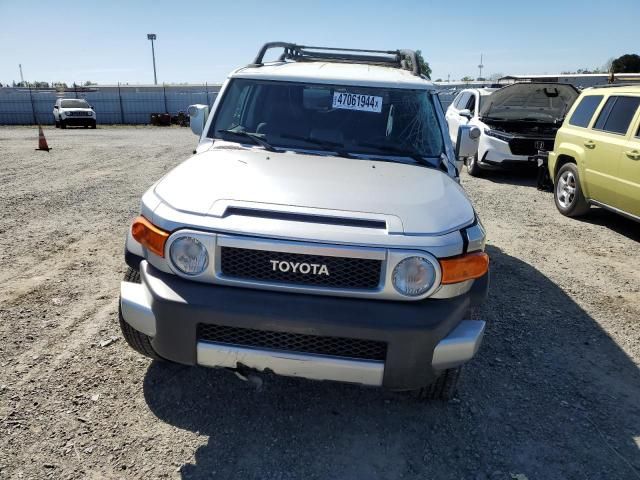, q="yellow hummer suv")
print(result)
[549,85,640,221]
